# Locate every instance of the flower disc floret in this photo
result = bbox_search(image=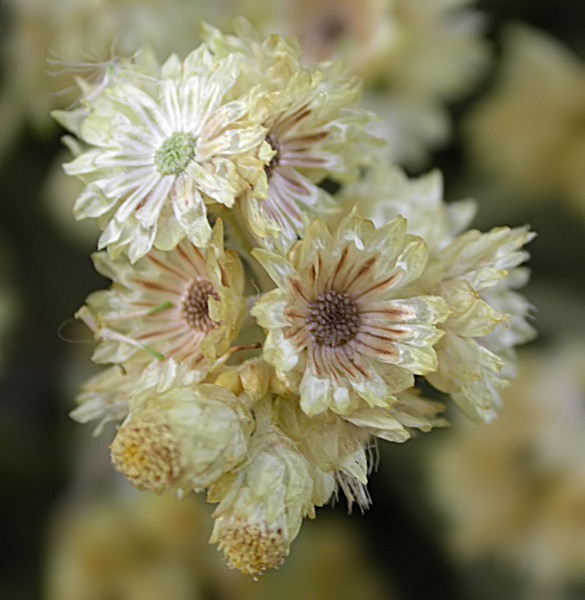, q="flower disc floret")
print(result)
[154,132,195,175]
[111,384,254,494]
[110,420,182,493]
